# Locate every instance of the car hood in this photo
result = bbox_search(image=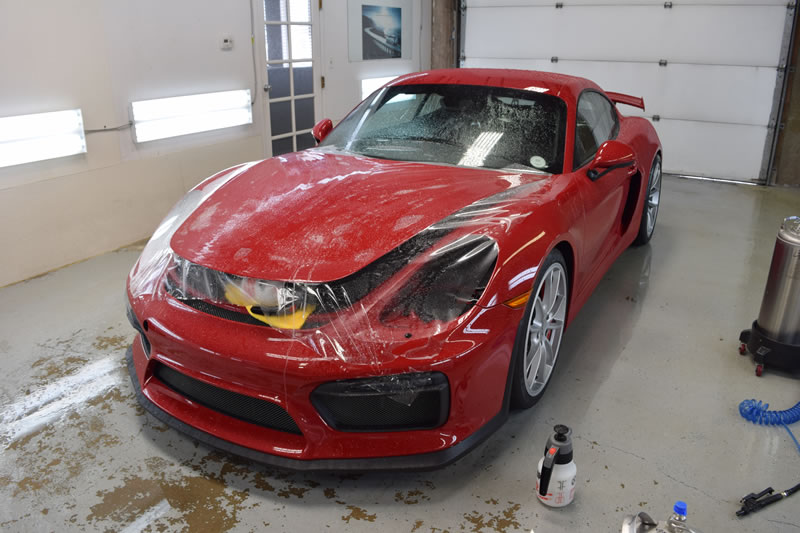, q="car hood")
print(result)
[170,150,545,282]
